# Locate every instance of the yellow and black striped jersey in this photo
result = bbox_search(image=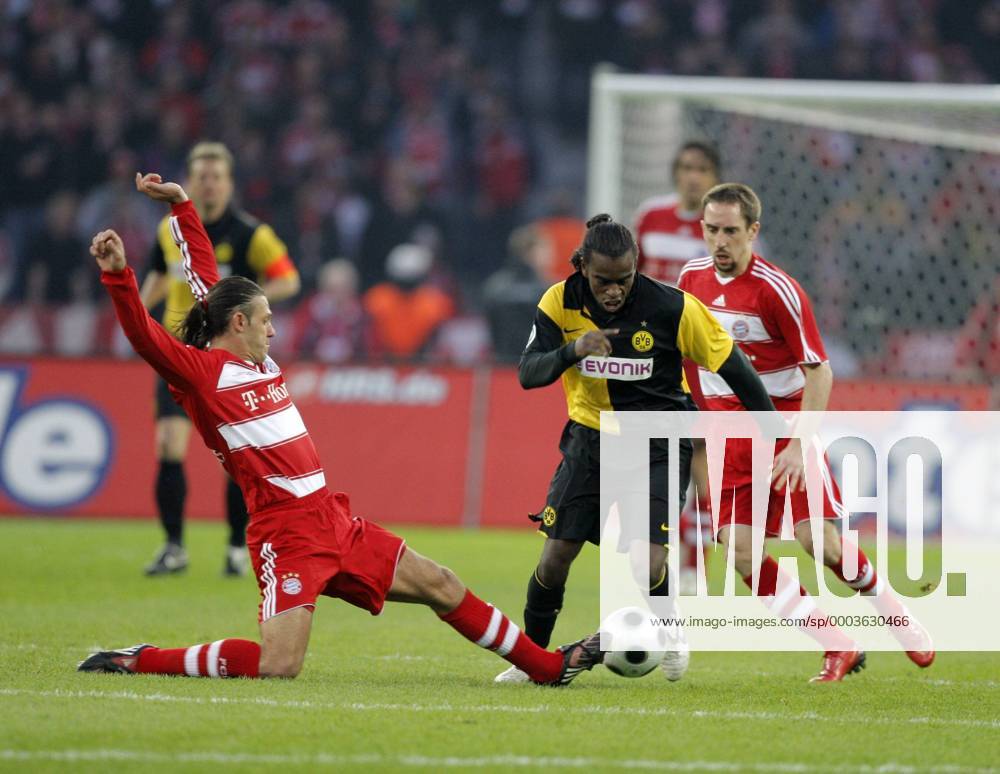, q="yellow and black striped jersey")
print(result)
[523,272,733,430]
[150,206,296,335]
